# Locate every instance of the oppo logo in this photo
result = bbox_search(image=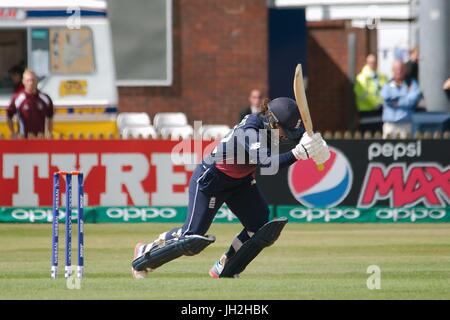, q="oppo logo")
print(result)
[106,207,177,221]
[375,208,446,222]
[289,208,360,222]
[12,209,52,222]
[11,209,77,222]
